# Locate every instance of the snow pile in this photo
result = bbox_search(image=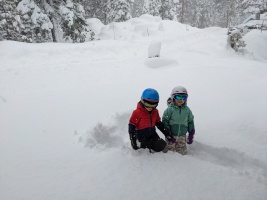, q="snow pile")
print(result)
[243,29,267,60]
[84,113,130,149]
[98,14,166,40]
[86,18,104,37]
[0,15,267,200]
